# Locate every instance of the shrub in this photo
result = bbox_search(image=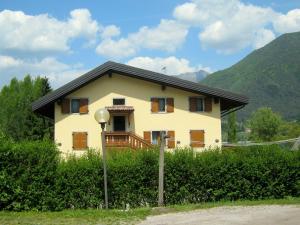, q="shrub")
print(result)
[0,140,299,211]
[55,151,103,210]
[0,139,59,211]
